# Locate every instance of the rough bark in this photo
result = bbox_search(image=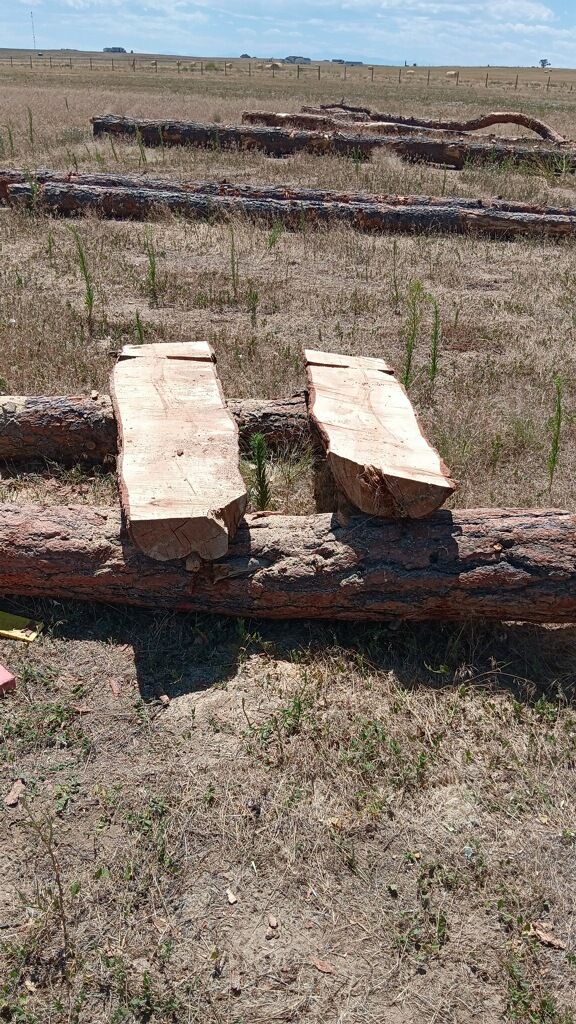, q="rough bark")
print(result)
[313,104,569,144]
[1,504,576,622]
[3,168,574,216]
[91,114,377,158]
[8,182,576,240]
[0,393,309,463]
[89,115,576,170]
